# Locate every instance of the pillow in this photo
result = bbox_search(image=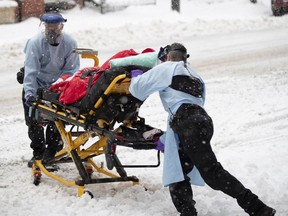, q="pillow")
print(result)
[109,52,159,68]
